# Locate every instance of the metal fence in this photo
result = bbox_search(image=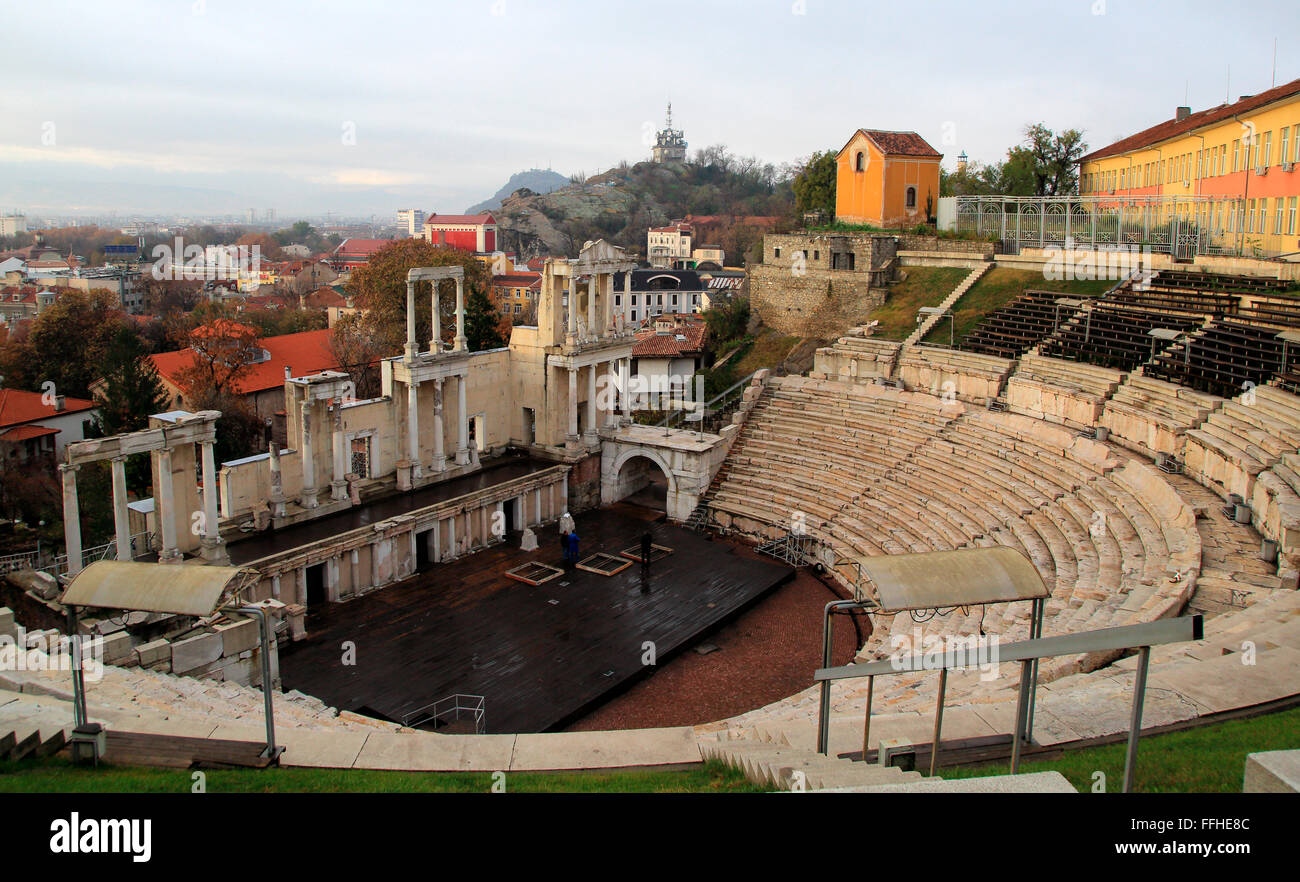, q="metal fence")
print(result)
[951,195,1269,259]
[402,694,486,733]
